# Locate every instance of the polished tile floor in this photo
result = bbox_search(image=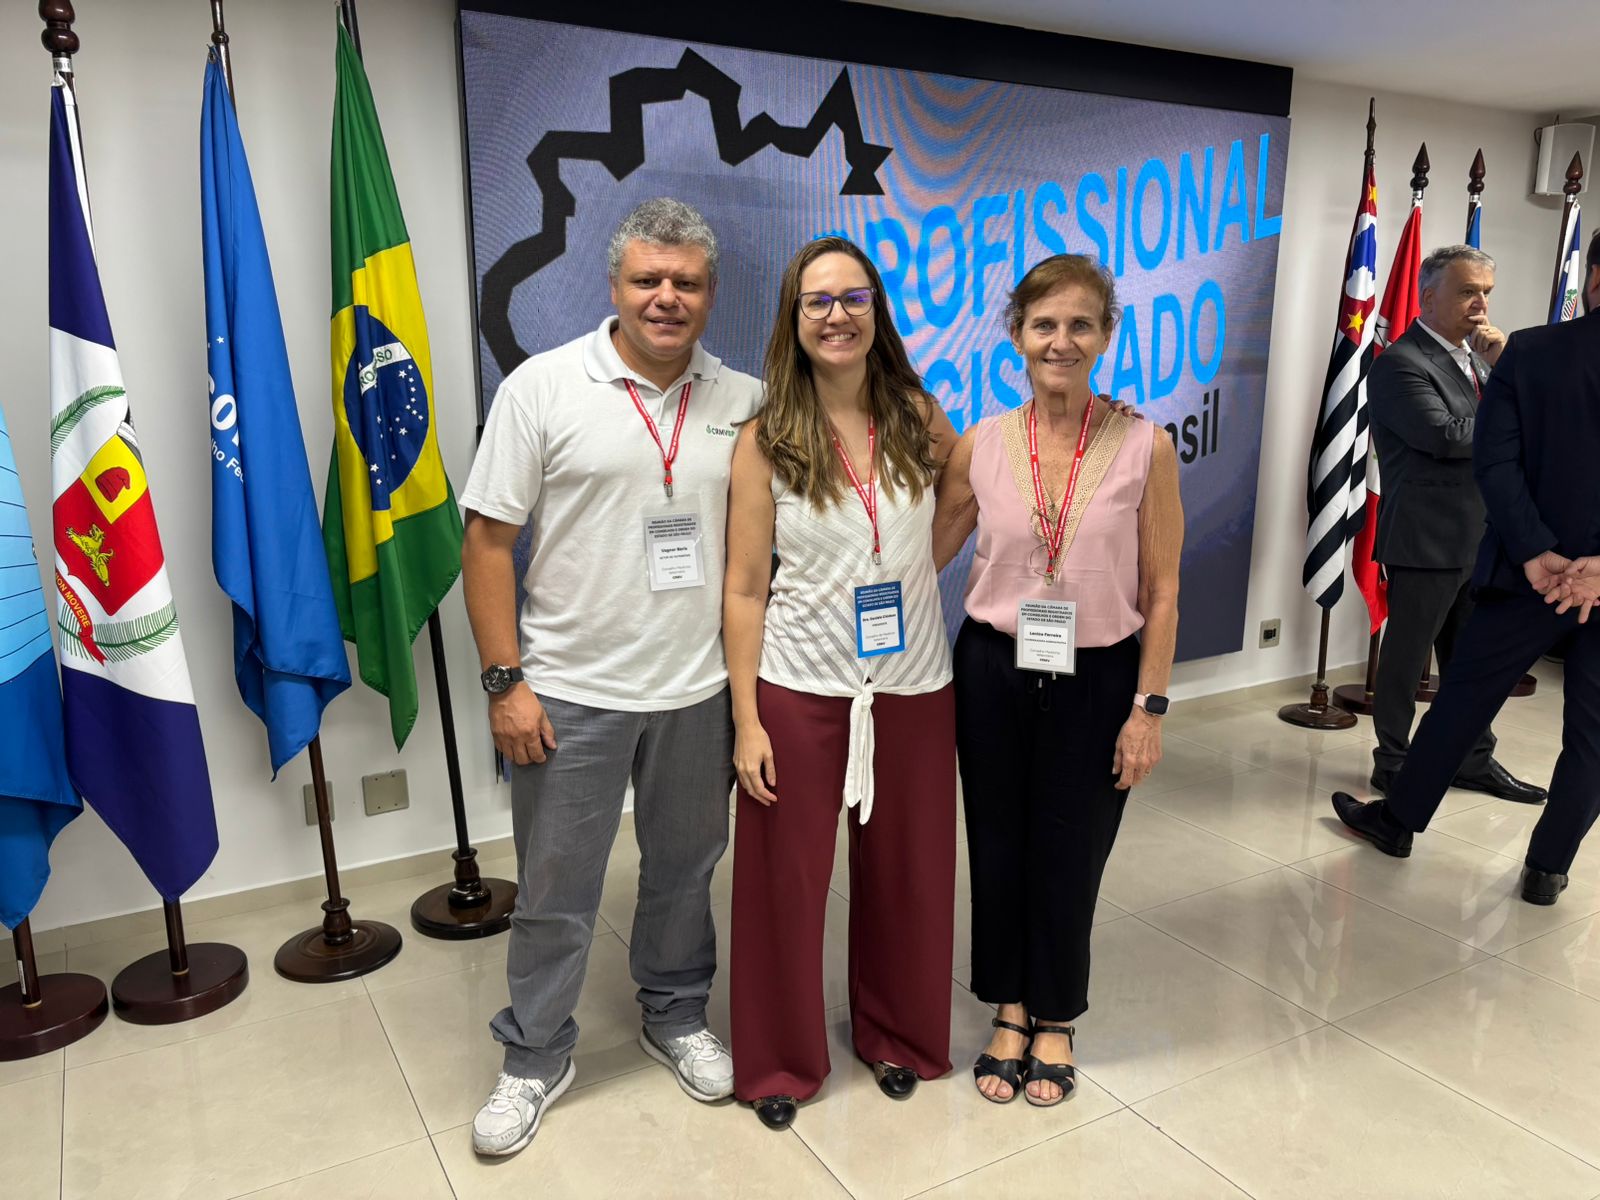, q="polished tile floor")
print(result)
[7,661,1598,1199]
